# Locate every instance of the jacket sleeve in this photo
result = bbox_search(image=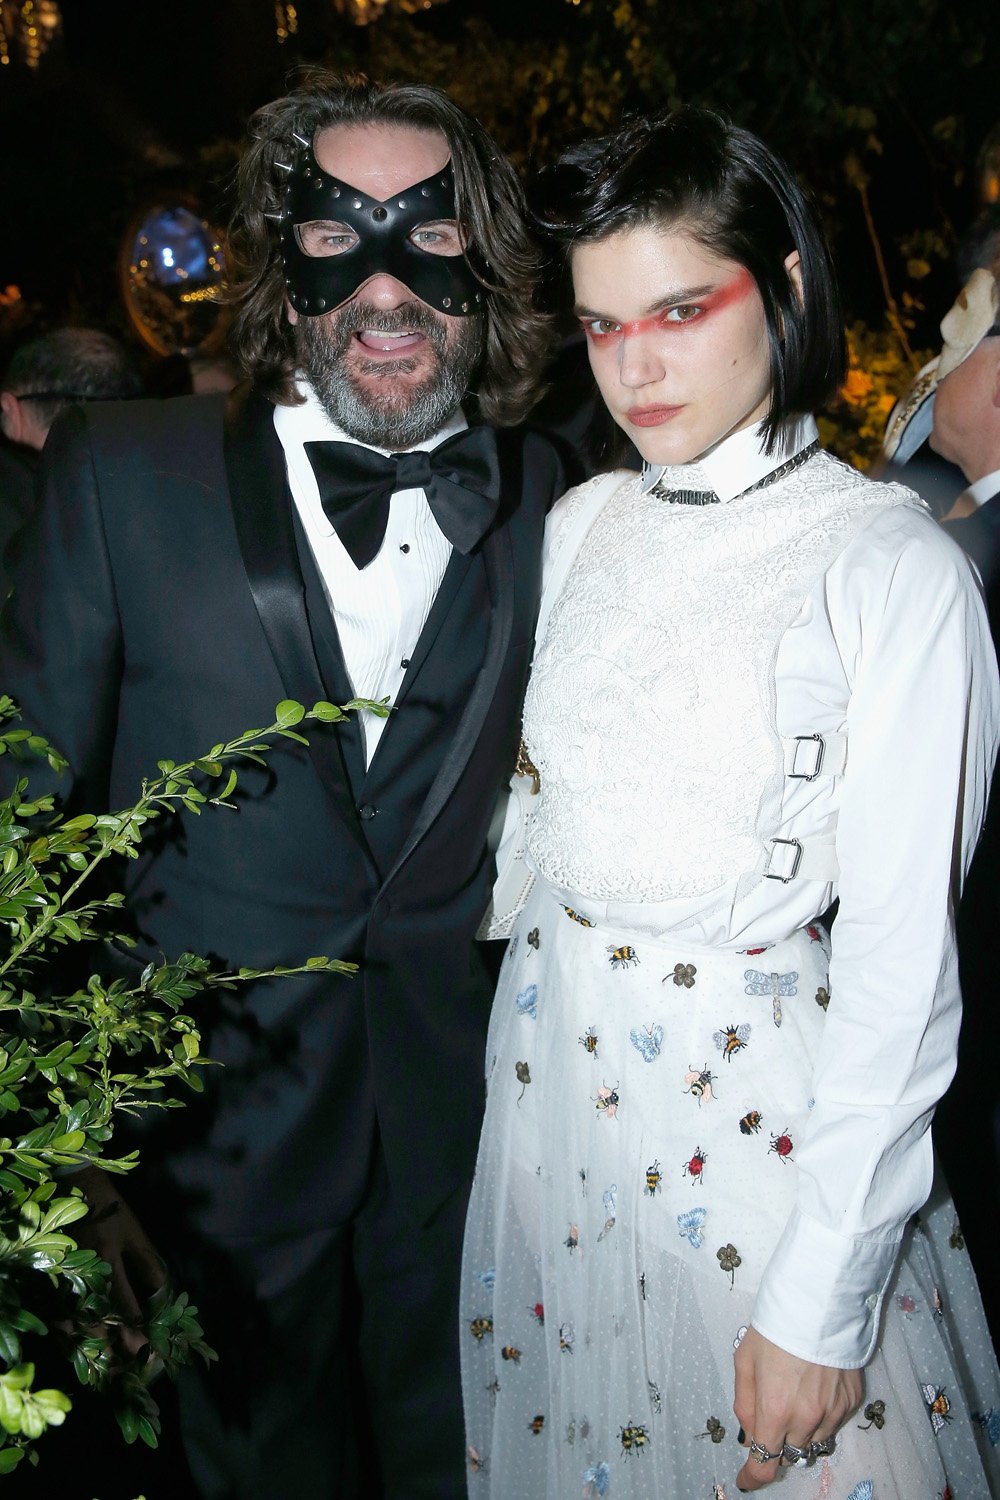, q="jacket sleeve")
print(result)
[0,405,123,812]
